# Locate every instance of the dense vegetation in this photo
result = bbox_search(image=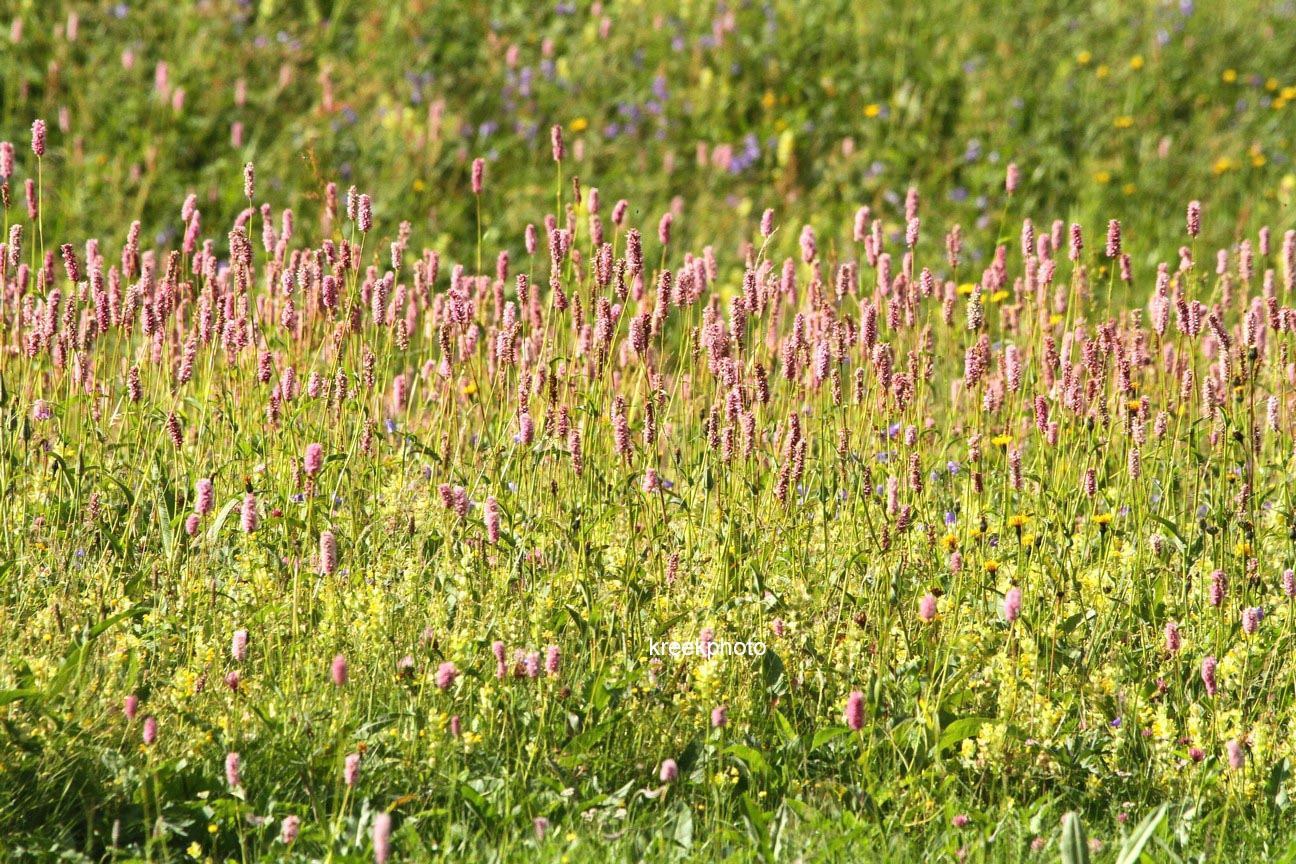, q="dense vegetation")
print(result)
[4,2,1296,861]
